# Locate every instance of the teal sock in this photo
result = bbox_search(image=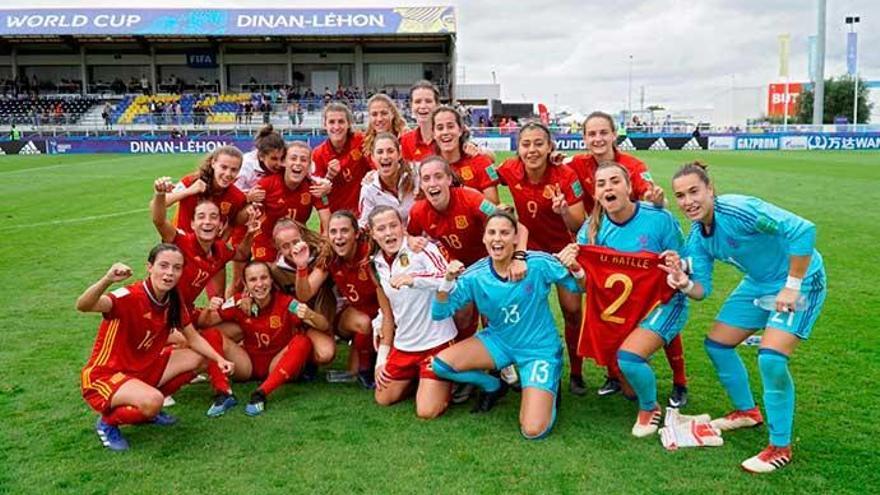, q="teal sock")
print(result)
[758,349,795,447]
[704,337,756,411]
[618,350,657,411]
[432,357,500,393]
